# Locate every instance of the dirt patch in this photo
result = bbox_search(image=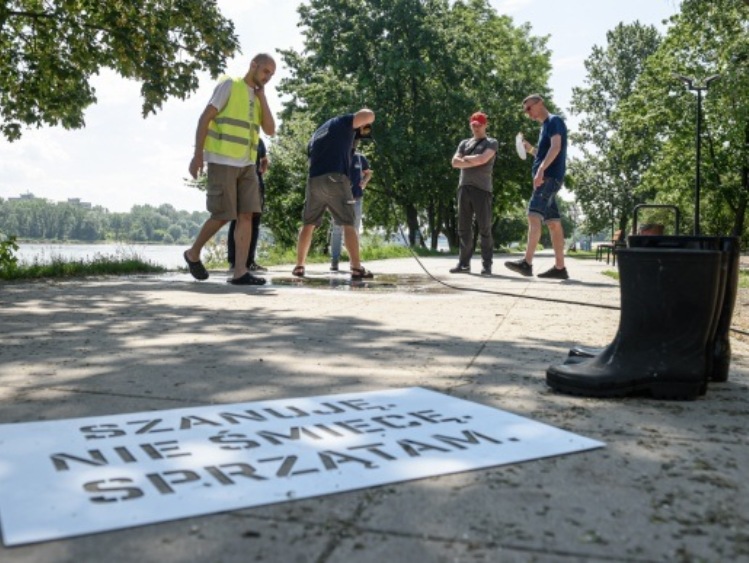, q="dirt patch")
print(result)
[732,257,749,337]
[732,287,749,336]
